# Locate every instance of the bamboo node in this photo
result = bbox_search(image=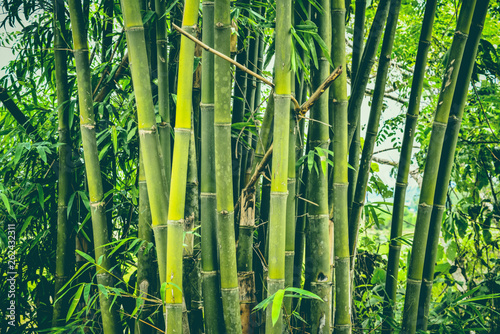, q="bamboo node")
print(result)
[90,201,105,208]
